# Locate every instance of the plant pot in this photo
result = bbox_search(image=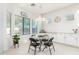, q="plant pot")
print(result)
[13,41,19,48]
[14,41,18,44]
